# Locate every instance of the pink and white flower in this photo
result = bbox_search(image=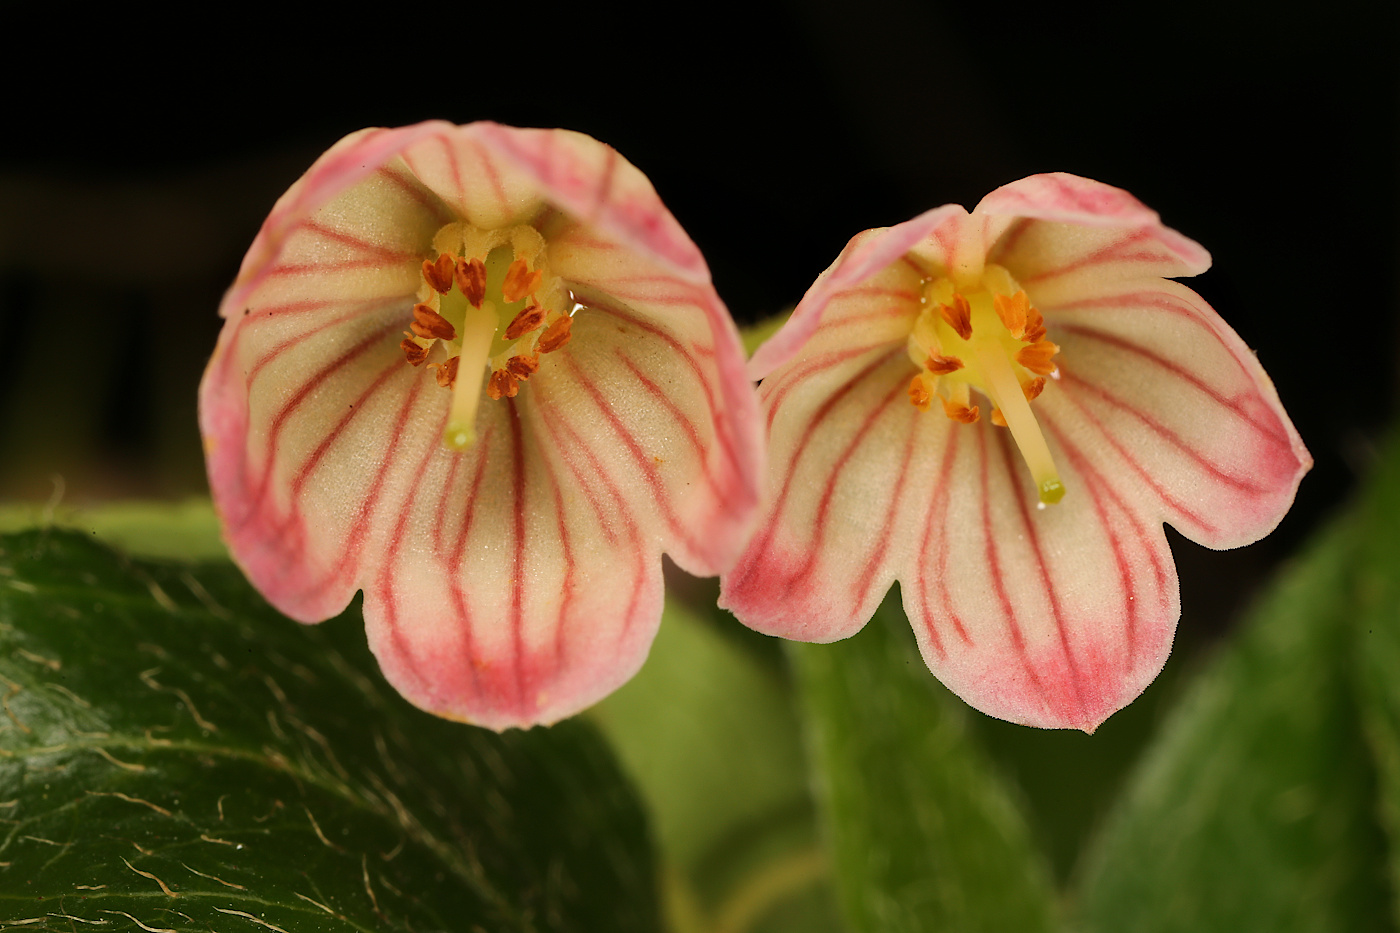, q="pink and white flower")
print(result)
[721,173,1309,732]
[200,121,762,730]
